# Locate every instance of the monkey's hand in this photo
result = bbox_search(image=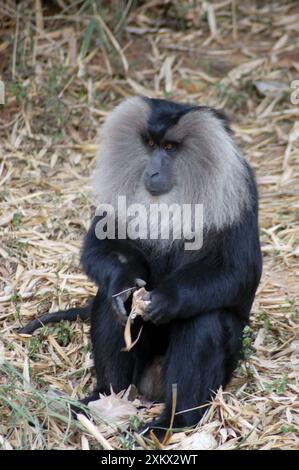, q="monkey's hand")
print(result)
[108,265,146,325]
[143,288,177,325]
